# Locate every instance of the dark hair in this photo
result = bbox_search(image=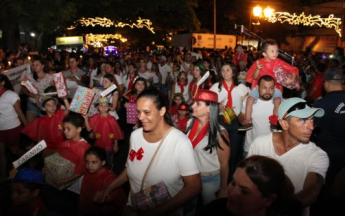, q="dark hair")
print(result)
[126,63,138,80]
[137,88,173,126]
[104,61,114,68]
[258,75,275,86]
[238,156,303,216]
[63,114,84,129]
[69,54,80,62]
[217,61,239,93]
[103,73,116,83]
[186,101,229,153]
[44,86,57,93]
[85,146,107,162]
[0,73,14,91]
[131,77,147,95]
[316,62,326,73]
[261,39,278,53]
[32,57,49,80]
